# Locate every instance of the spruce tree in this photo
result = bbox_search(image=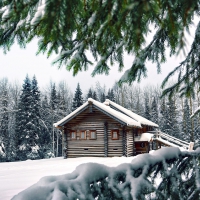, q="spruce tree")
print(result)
[160,98,167,132]
[100,93,106,103]
[50,83,57,111]
[110,89,115,102]
[87,88,93,99]
[15,75,40,160]
[30,75,42,158]
[144,97,151,120]
[40,95,52,158]
[49,83,58,156]
[0,89,9,161]
[151,97,159,125]
[72,83,83,111]
[182,99,192,142]
[164,99,180,139]
[92,91,98,100]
